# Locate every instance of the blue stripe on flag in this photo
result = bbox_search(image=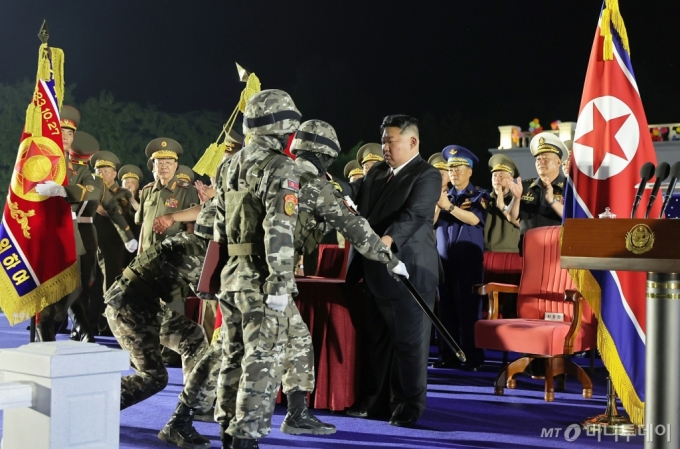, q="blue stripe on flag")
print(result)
[594,270,647,400]
[0,223,38,296]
